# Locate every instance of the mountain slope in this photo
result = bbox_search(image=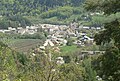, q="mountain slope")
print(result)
[0,0,85,16]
